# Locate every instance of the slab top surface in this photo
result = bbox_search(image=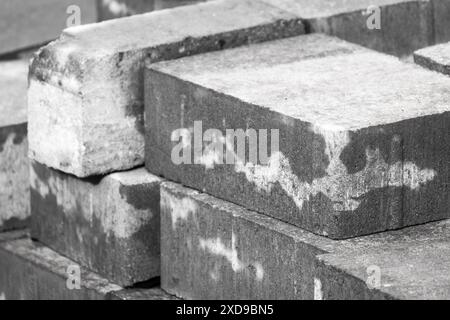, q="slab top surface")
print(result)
[149,34,450,131]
